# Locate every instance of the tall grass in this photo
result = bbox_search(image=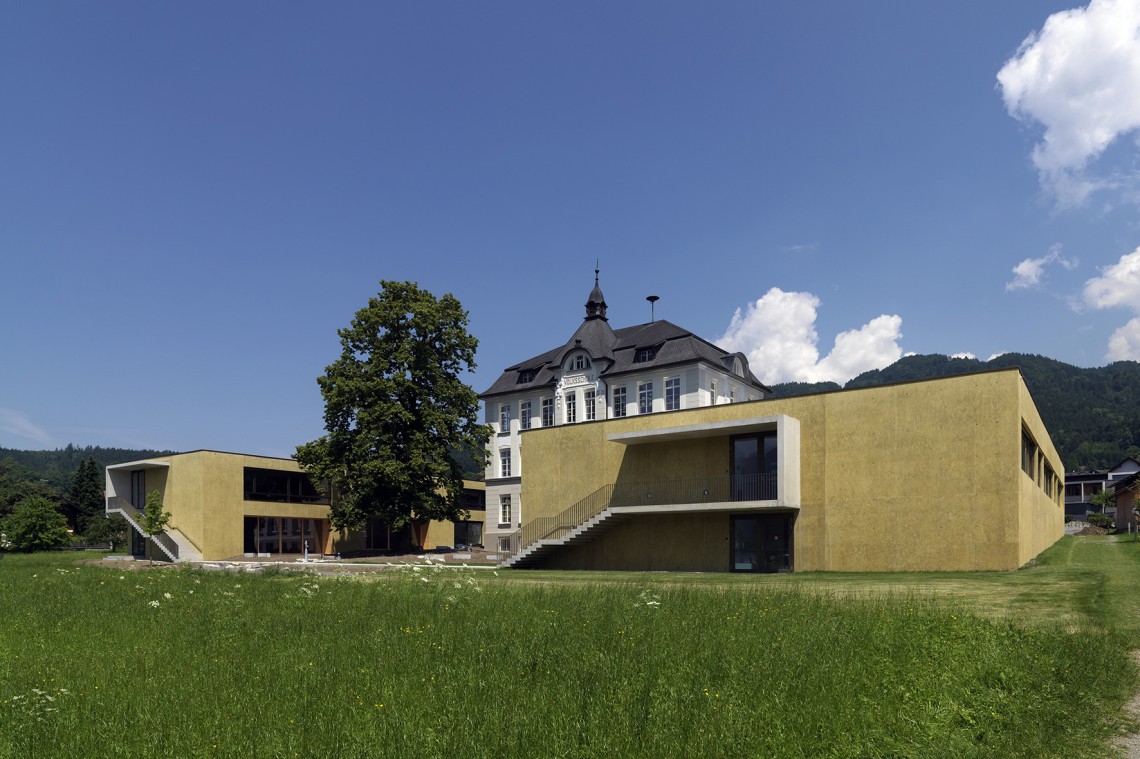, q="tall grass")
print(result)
[0,551,1133,758]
